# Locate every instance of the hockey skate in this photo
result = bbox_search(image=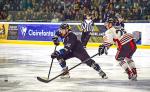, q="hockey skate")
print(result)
[128,73,137,81]
[126,68,137,81]
[99,70,108,79]
[60,67,70,79]
[131,68,137,81]
[126,68,132,79]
